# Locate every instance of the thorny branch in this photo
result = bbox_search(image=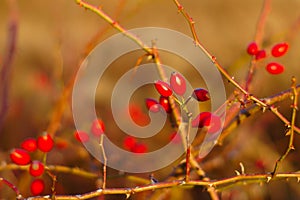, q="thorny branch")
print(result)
[244,0,271,91]
[23,172,300,200]
[1,0,299,199]
[0,0,18,132]
[272,77,299,175]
